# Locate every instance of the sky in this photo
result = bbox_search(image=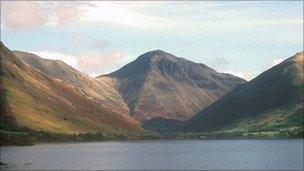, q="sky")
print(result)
[1,1,303,80]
